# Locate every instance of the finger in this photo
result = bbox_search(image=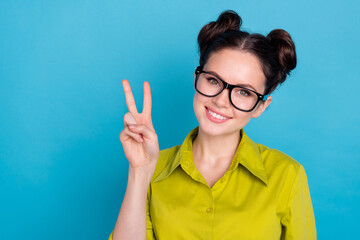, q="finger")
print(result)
[142,81,152,115]
[119,127,144,143]
[128,124,157,142]
[122,79,138,114]
[124,112,137,127]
